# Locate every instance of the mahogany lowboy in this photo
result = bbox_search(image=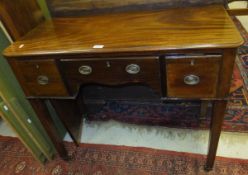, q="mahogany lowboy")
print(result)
[3,5,243,171]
